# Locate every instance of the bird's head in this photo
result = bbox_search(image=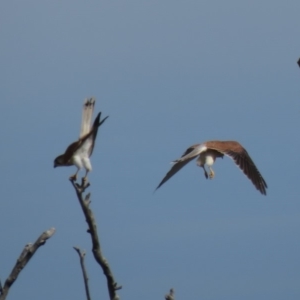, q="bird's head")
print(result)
[53,155,65,168]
